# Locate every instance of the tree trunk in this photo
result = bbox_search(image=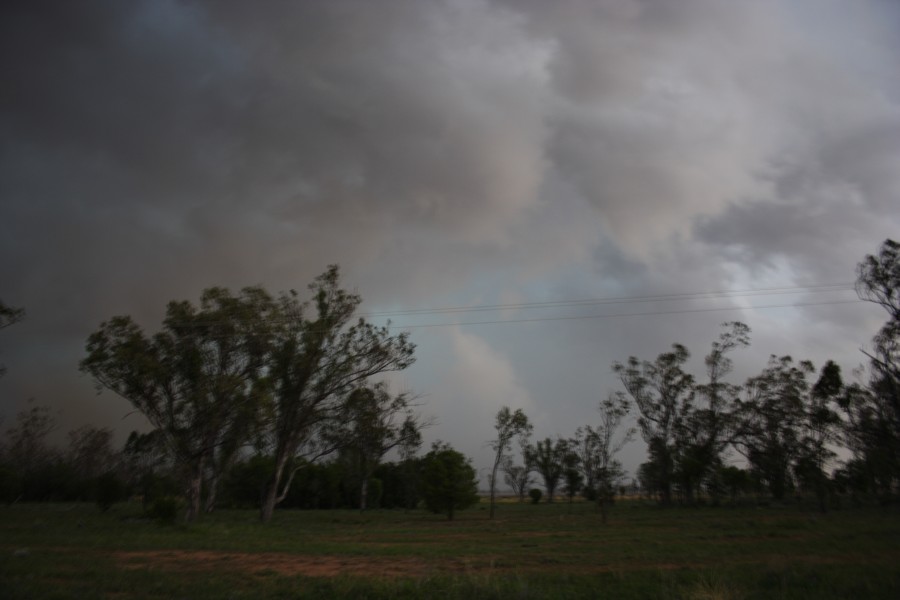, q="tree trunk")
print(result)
[204,473,219,514]
[360,477,369,512]
[260,452,290,523]
[185,462,203,522]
